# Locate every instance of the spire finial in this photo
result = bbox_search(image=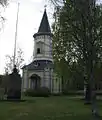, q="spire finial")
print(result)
[44,5,47,10]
